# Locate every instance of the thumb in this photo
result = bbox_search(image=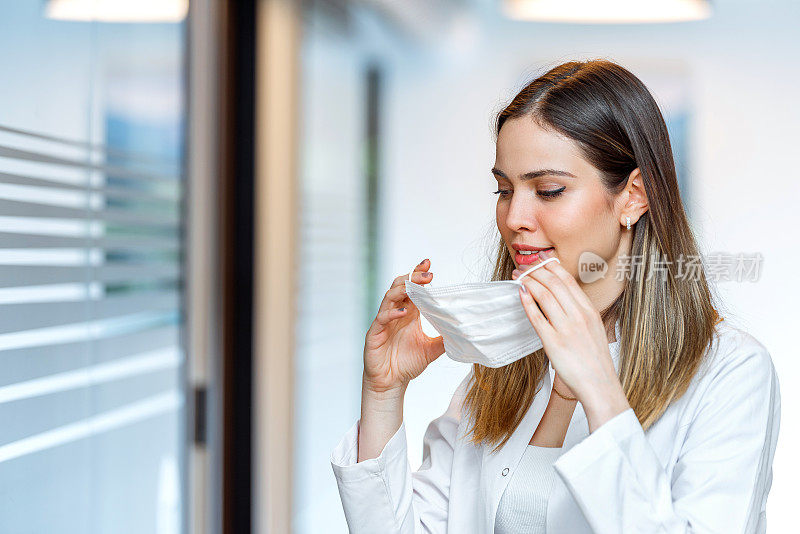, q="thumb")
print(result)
[424,335,446,364]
